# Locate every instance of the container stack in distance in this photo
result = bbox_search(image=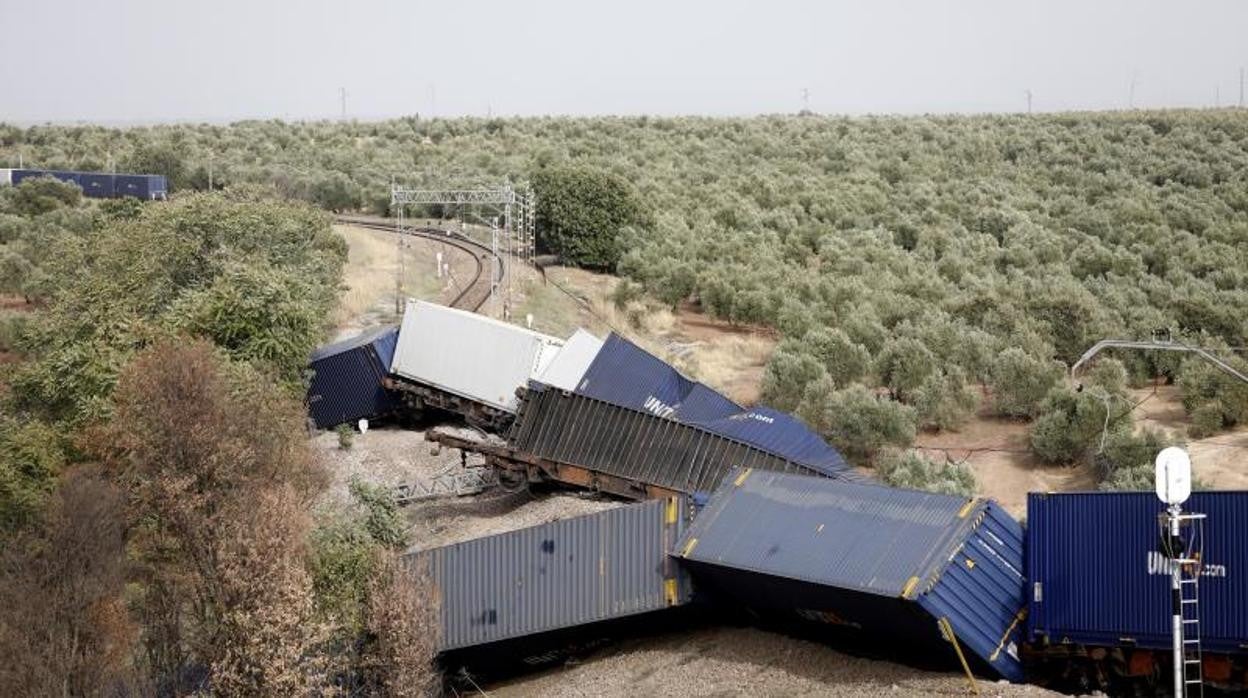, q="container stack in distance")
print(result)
[675,468,1028,683]
[0,168,168,199]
